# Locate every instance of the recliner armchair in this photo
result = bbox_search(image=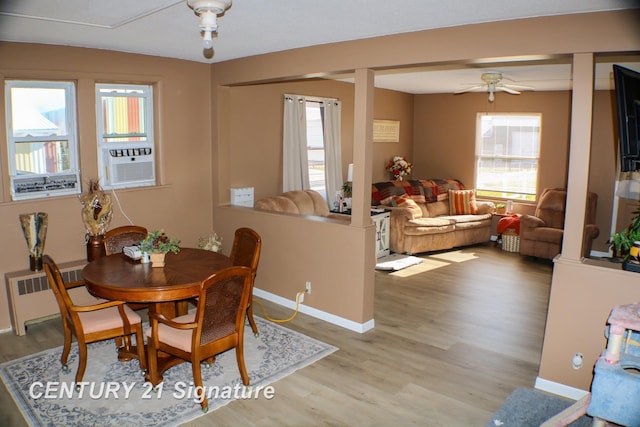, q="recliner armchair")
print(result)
[519,188,599,260]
